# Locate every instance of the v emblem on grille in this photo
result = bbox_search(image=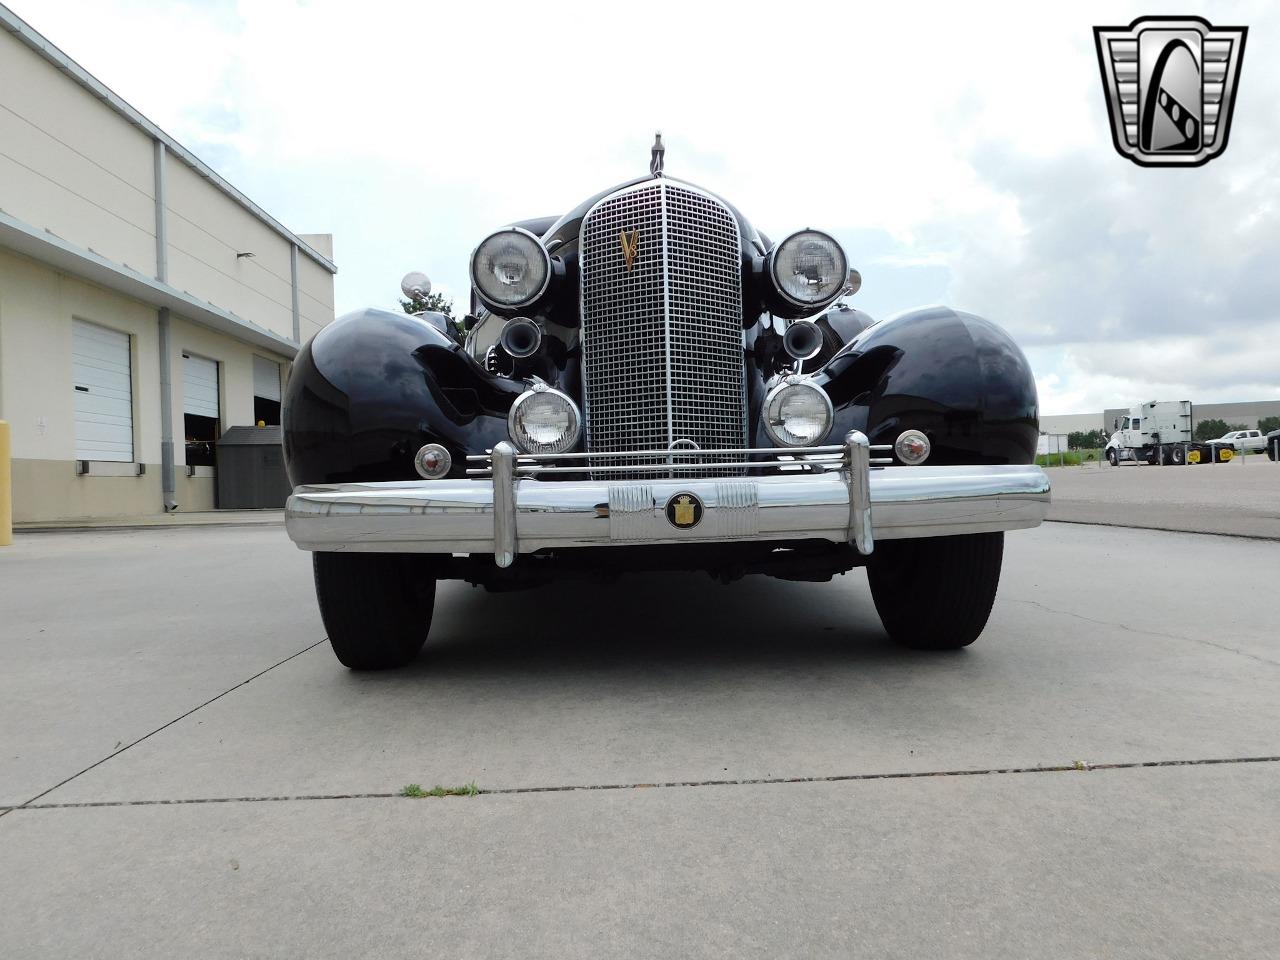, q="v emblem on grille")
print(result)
[619,228,640,271]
